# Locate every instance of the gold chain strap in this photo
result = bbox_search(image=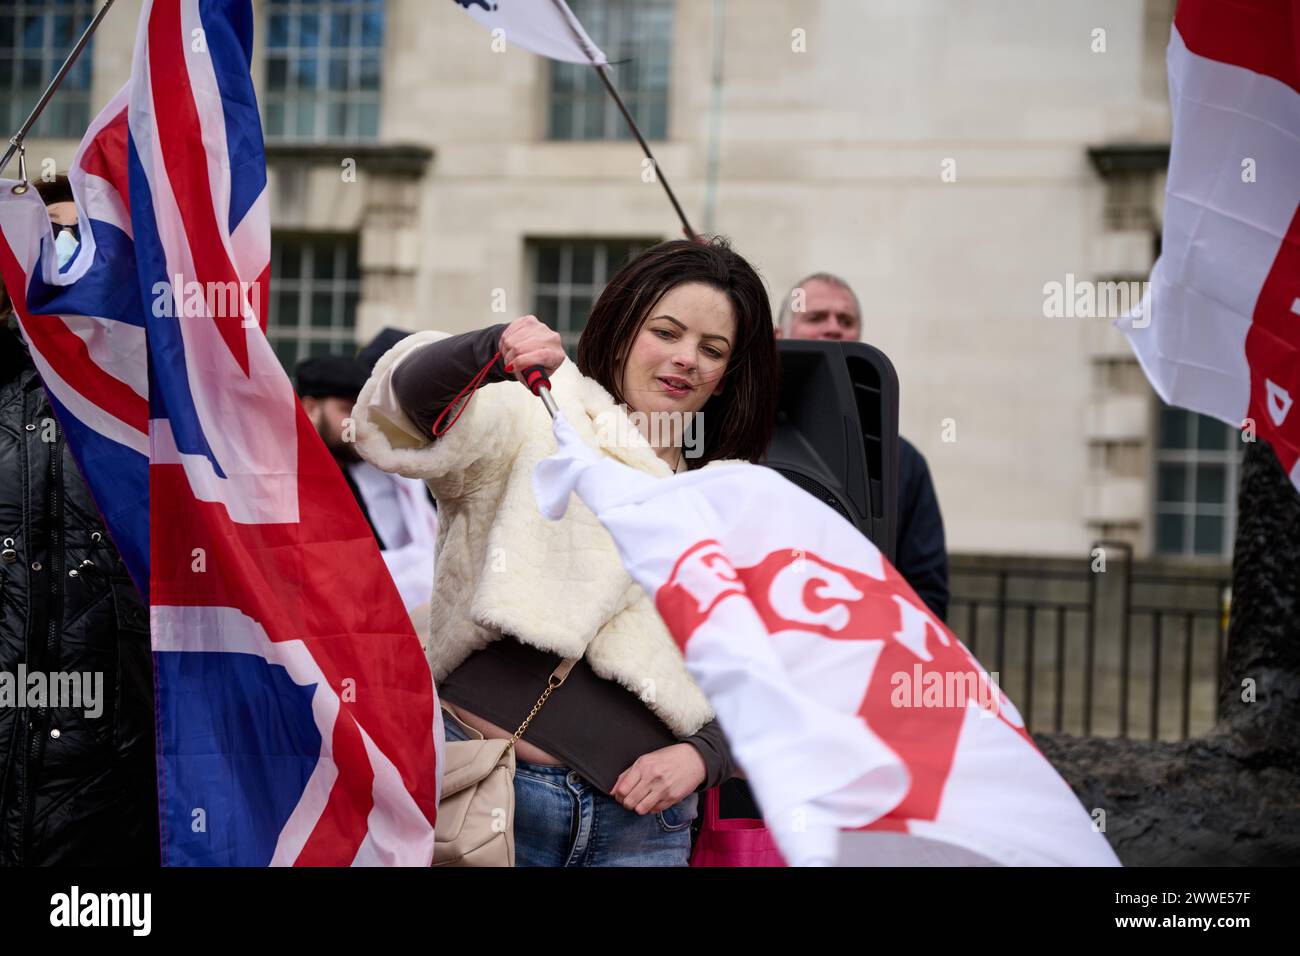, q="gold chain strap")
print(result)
[507,660,575,750]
